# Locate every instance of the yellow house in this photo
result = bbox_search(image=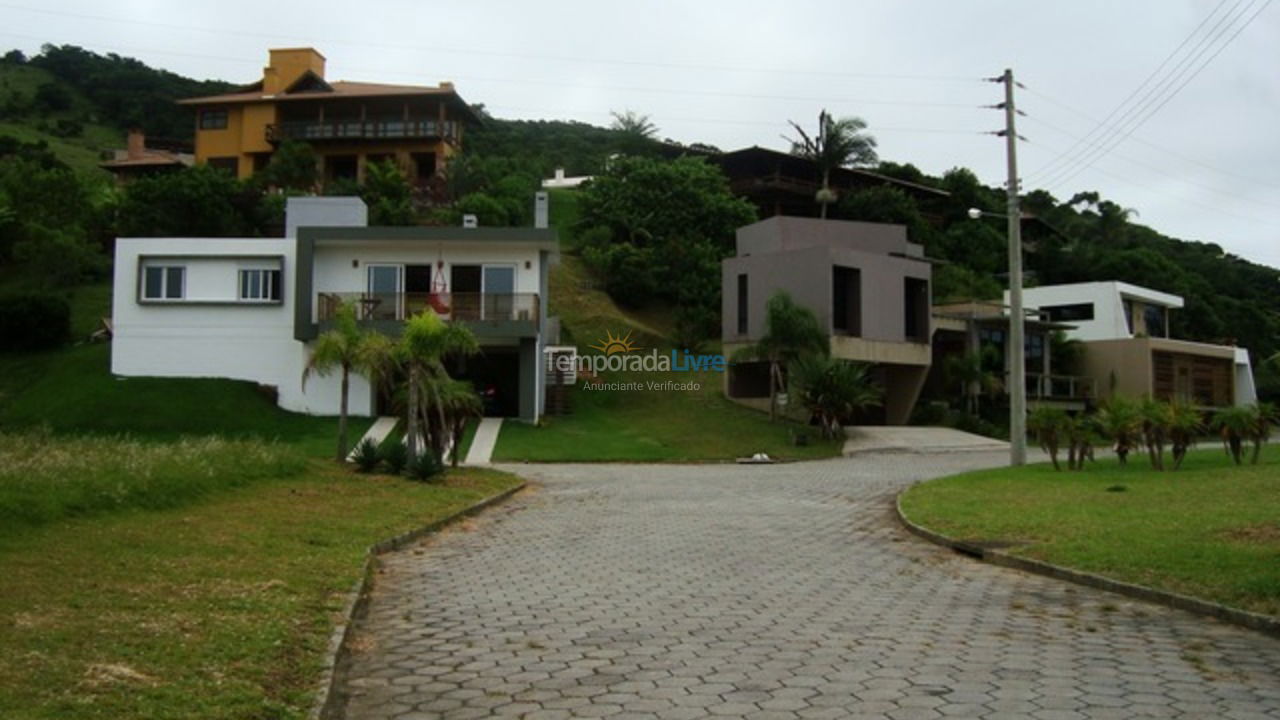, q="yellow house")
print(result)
[178,48,478,183]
